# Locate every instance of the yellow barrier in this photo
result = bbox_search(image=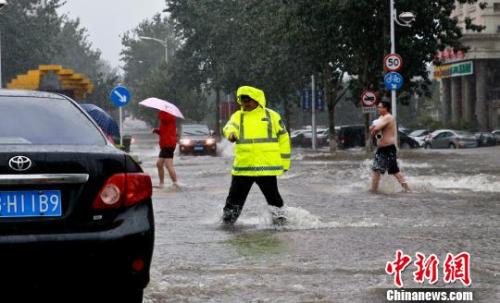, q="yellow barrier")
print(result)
[6,65,93,99]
